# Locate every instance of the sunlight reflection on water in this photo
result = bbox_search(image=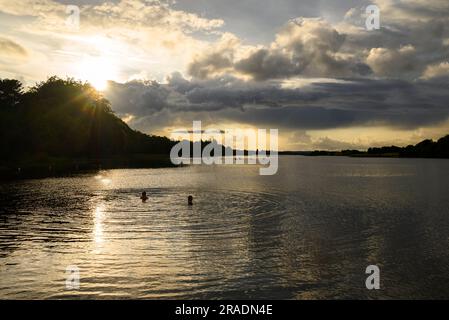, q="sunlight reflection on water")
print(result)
[93,205,104,245]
